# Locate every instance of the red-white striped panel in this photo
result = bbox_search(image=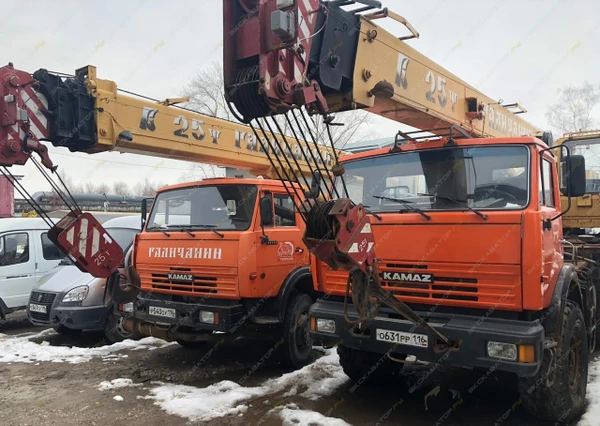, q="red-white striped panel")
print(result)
[19,87,49,141]
[64,218,102,259]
